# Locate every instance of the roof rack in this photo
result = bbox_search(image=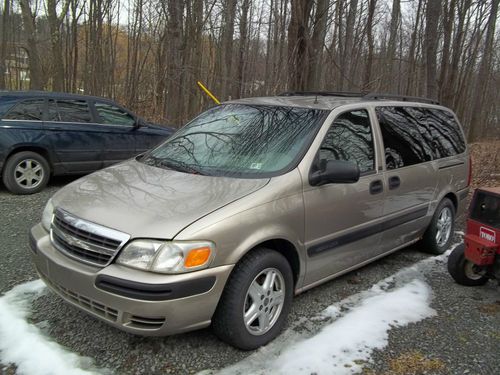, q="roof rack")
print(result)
[364,93,439,105]
[278,91,439,105]
[279,91,366,98]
